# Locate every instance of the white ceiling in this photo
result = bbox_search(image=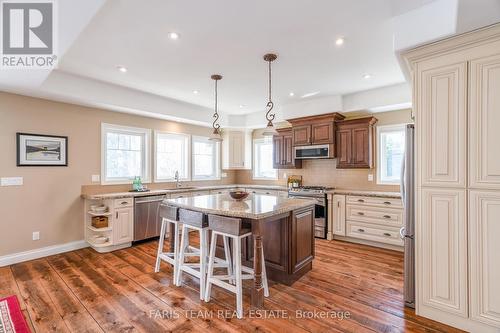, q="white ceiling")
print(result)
[58,0,414,115]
